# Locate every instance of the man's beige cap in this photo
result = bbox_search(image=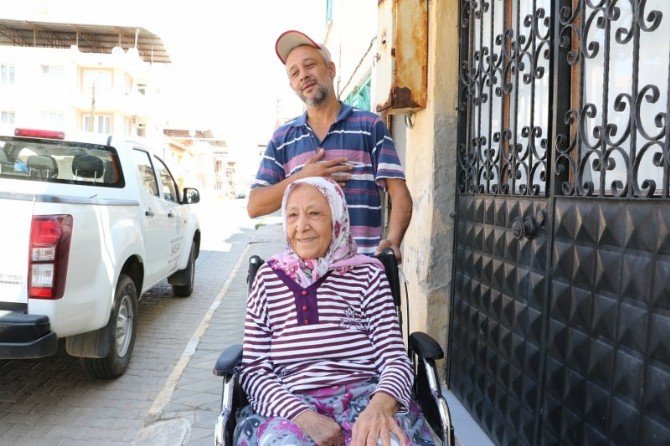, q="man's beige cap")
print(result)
[275,30,321,64]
